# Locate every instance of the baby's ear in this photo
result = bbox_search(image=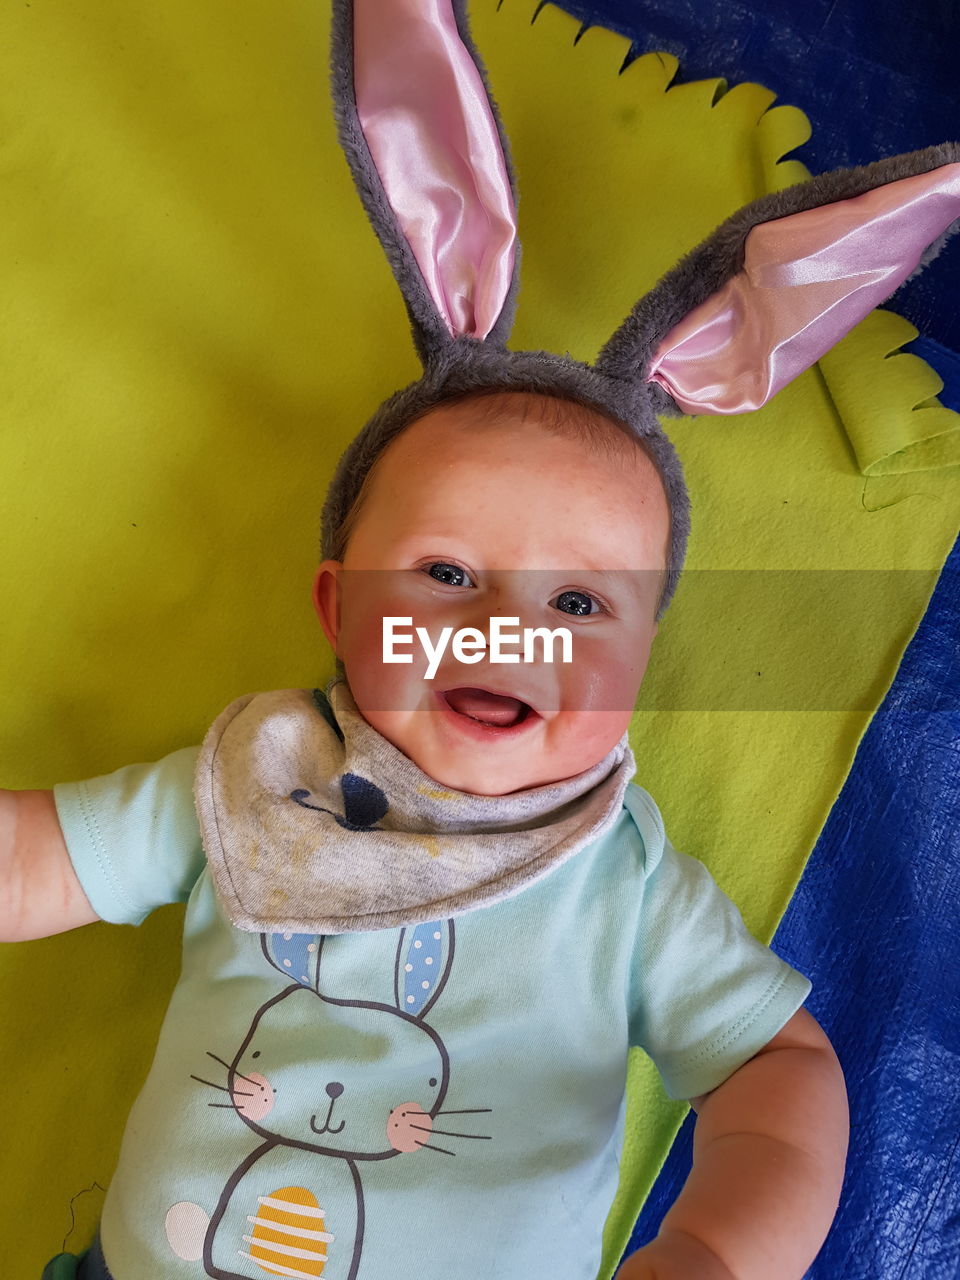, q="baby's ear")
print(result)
[313,561,342,650]
[594,144,960,415]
